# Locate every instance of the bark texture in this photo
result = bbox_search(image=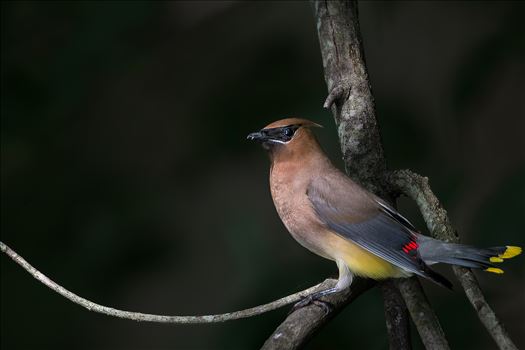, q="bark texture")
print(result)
[395,278,449,349]
[380,281,412,350]
[261,278,375,350]
[313,0,386,195]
